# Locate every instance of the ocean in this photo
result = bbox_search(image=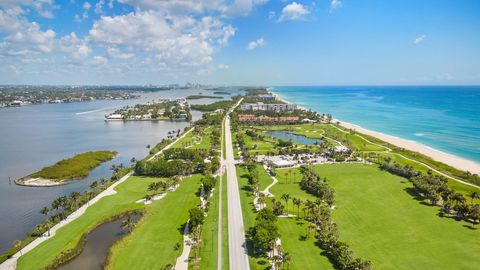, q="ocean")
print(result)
[272,86,480,163]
